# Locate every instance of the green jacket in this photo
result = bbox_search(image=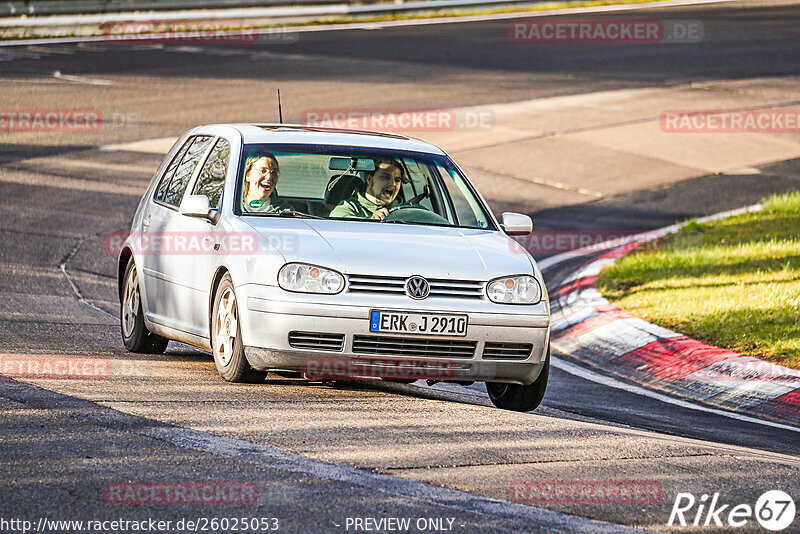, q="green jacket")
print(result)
[329,192,396,219]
